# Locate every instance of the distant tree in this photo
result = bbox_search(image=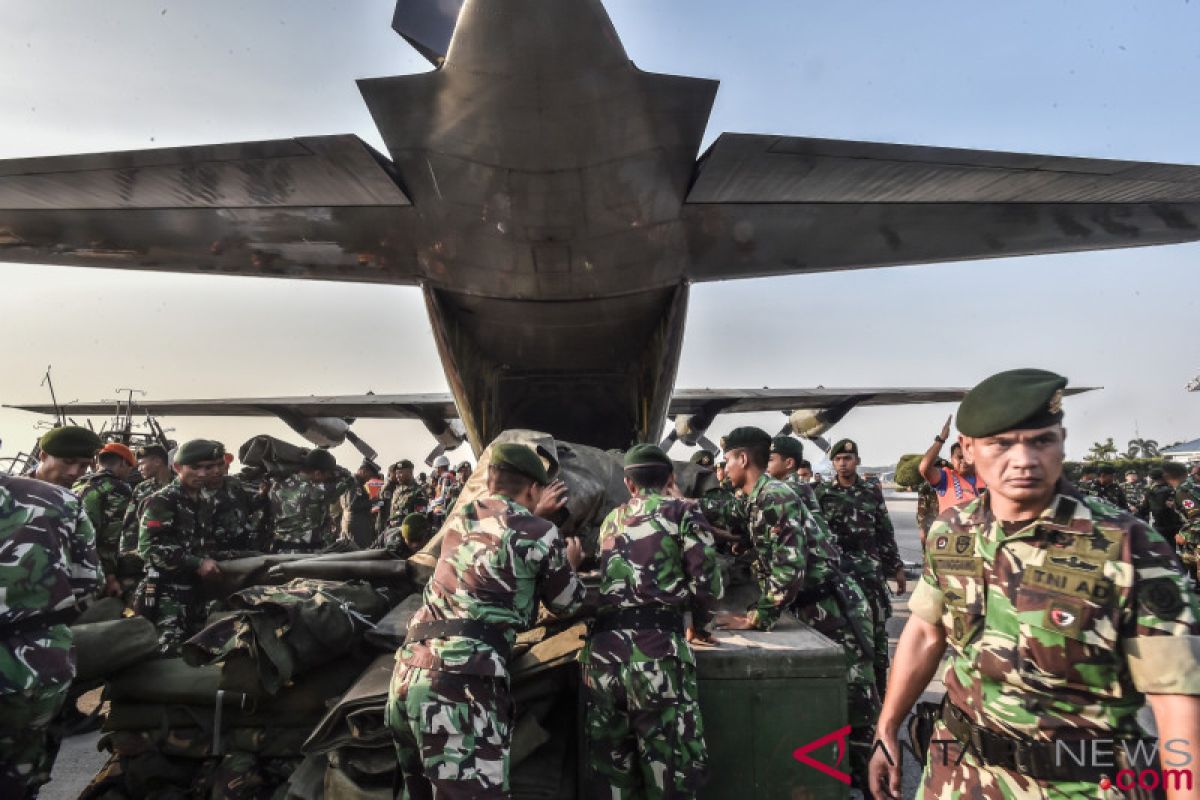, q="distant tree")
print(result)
[1086,438,1118,462]
[1126,438,1160,459]
[894,454,924,489]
